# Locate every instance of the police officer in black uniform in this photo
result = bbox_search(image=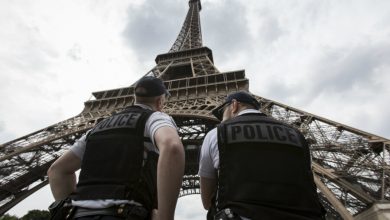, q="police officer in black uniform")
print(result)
[48,76,185,220]
[198,91,325,220]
